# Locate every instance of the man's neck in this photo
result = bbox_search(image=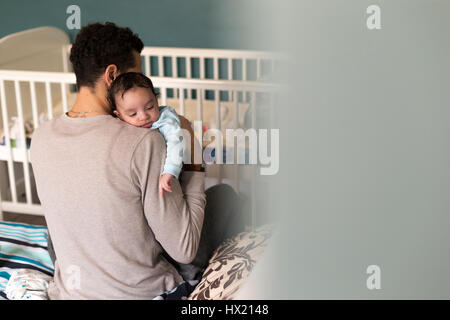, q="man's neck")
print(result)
[69,85,111,118]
